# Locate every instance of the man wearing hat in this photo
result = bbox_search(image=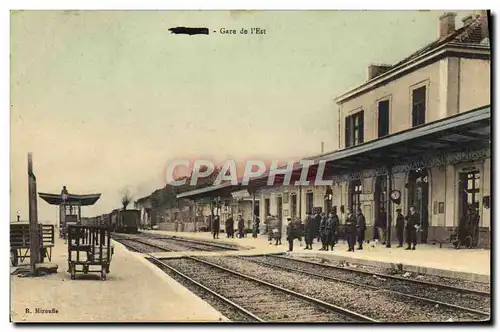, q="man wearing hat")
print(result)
[395,208,405,247]
[286,217,297,252]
